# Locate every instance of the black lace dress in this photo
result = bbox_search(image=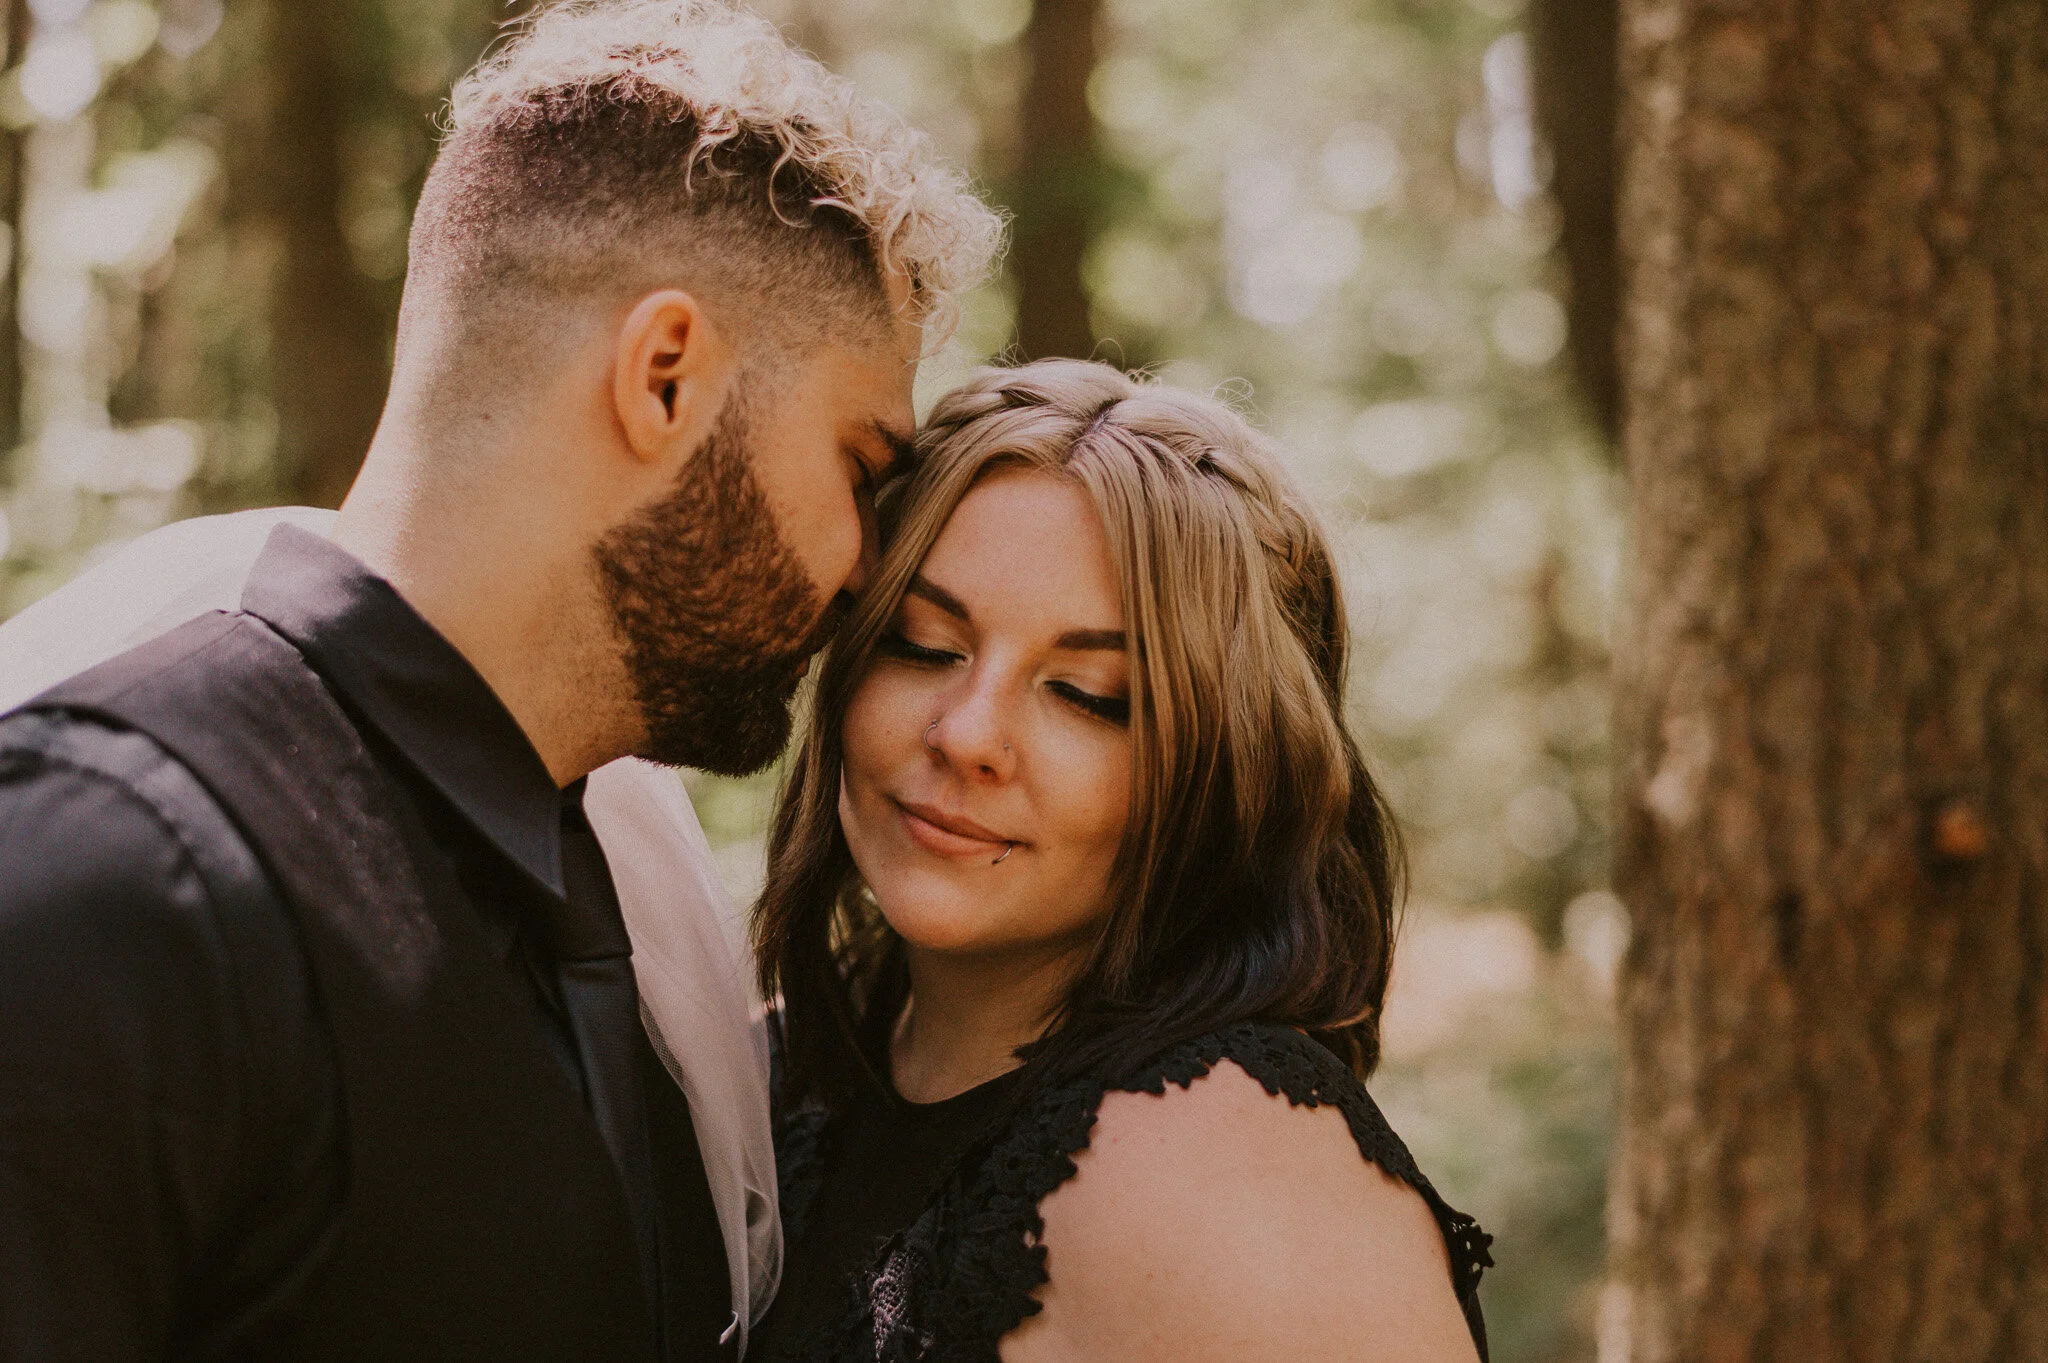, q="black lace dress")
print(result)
[755,1021,1493,1363]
